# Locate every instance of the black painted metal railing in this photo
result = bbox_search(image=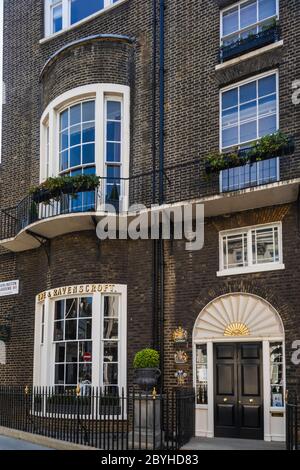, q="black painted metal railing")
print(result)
[286,394,299,451]
[0,386,195,451]
[220,25,280,63]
